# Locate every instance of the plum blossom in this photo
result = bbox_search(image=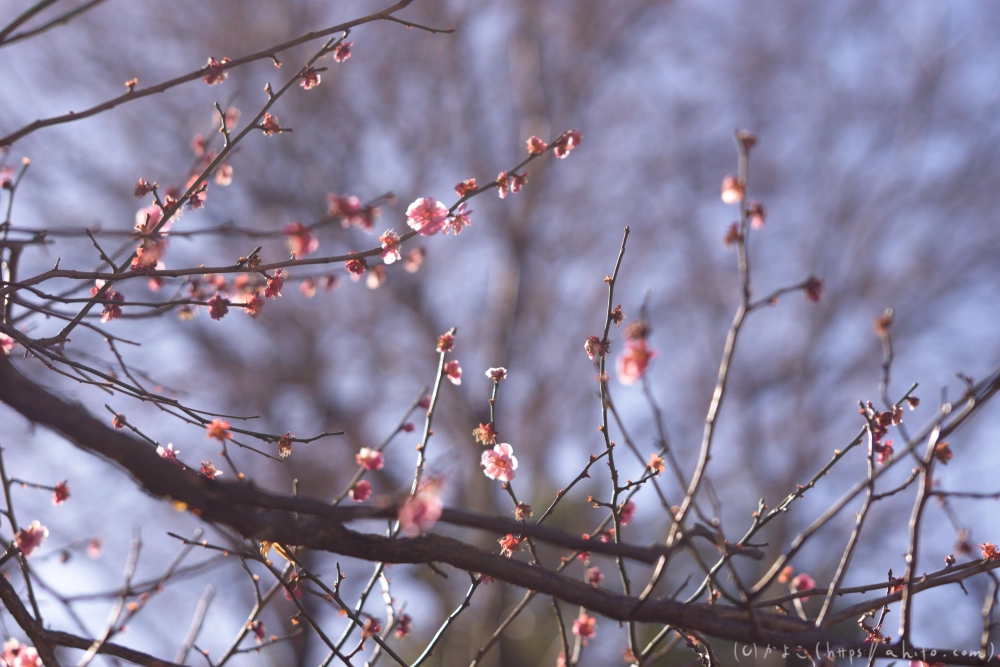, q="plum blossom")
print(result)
[2,639,40,667]
[333,41,353,62]
[260,113,282,135]
[617,339,657,385]
[15,521,48,557]
[214,163,233,186]
[436,332,455,353]
[100,289,125,323]
[527,136,547,154]
[277,433,293,459]
[481,443,518,482]
[300,278,316,298]
[790,572,816,601]
[486,367,507,382]
[202,57,230,85]
[443,360,462,385]
[284,222,319,257]
[572,613,596,643]
[398,482,443,537]
[157,443,180,463]
[366,266,386,289]
[200,460,222,480]
[0,166,15,189]
[406,197,448,236]
[356,447,384,471]
[584,335,610,360]
[264,269,284,298]
[473,422,497,445]
[404,247,425,273]
[455,178,476,197]
[498,534,521,557]
[395,614,412,639]
[351,480,372,502]
[207,294,229,321]
[0,333,15,356]
[553,130,582,158]
[380,230,402,264]
[243,293,264,318]
[720,175,744,204]
[620,500,636,526]
[587,566,604,586]
[53,481,70,505]
[346,254,368,279]
[300,67,321,89]
[443,203,472,234]
[205,418,232,441]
